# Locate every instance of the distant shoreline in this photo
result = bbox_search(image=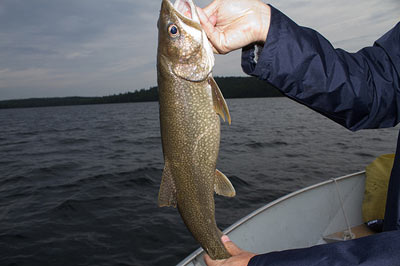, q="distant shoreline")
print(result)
[0,76,283,109]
